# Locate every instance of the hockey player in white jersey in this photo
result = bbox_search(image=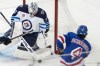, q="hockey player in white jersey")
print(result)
[56,25,91,66]
[0,2,51,59]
